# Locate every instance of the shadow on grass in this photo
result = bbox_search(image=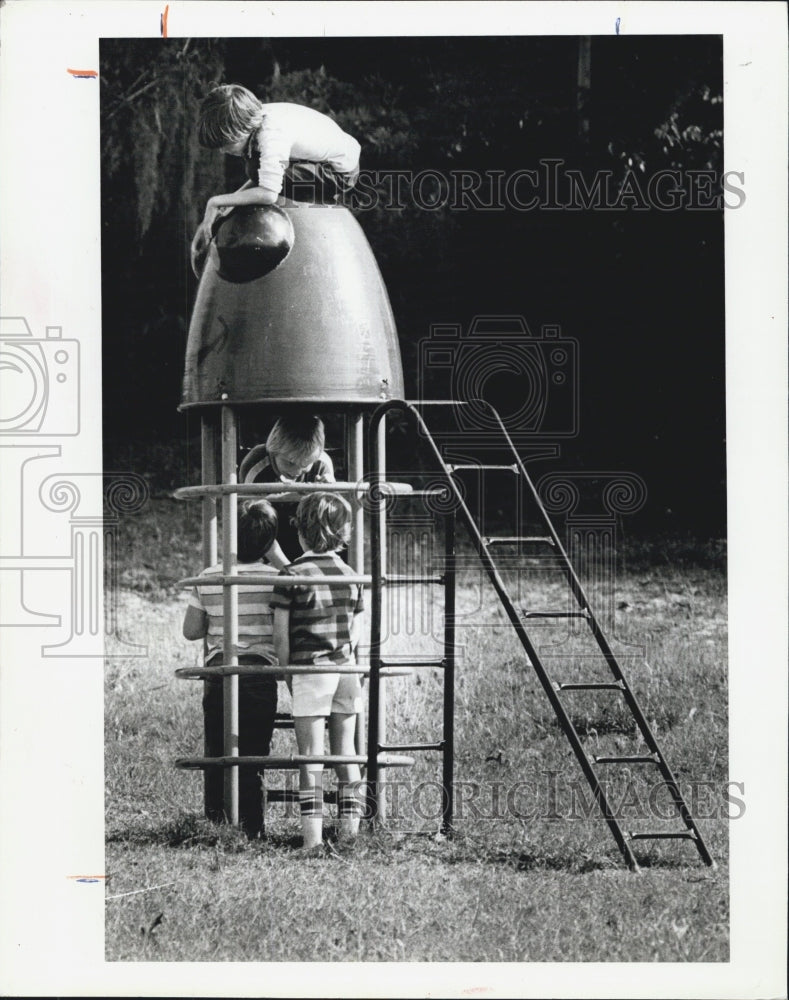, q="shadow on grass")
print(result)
[107,813,716,876]
[106,813,274,853]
